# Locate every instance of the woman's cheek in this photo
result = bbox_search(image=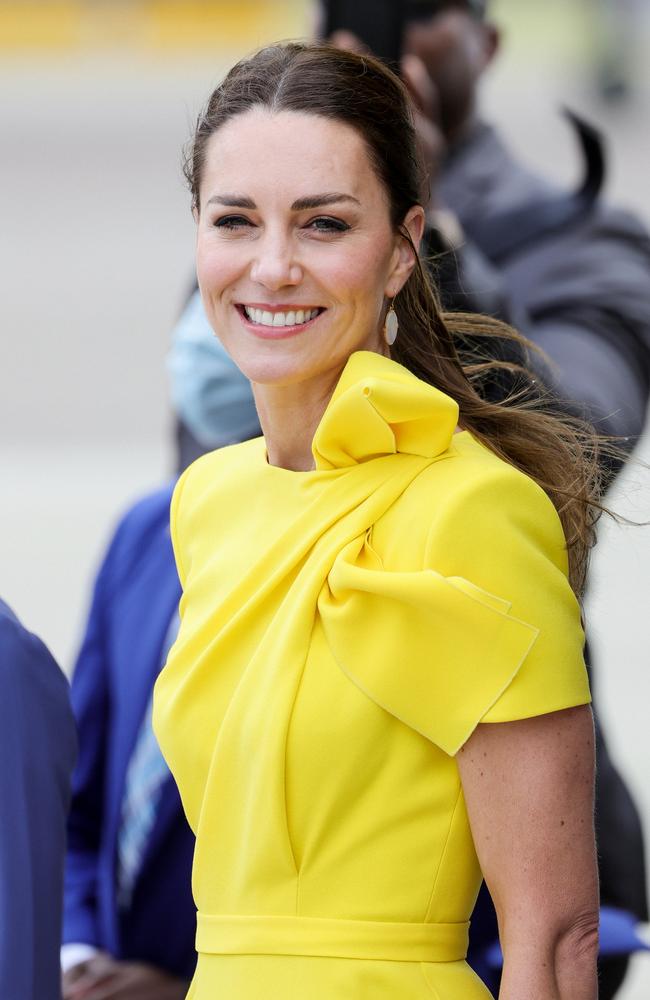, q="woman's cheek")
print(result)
[321,248,378,300]
[327,231,393,292]
[197,242,242,300]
